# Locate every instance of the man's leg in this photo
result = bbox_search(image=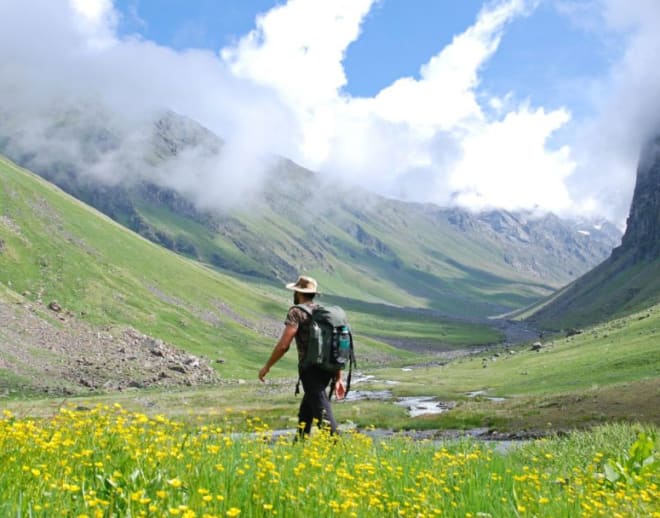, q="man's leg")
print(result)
[297,390,315,436]
[298,366,337,436]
